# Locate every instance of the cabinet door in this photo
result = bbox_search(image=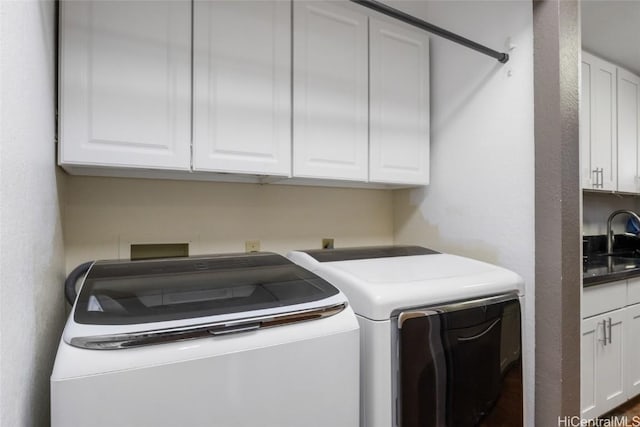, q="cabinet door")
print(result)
[625,304,640,399]
[369,18,429,185]
[59,0,191,170]
[617,68,640,193]
[580,57,594,189]
[597,309,626,414]
[293,1,368,181]
[192,1,291,176]
[582,310,626,419]
[581,315,599,419]
[581,52,617,191]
